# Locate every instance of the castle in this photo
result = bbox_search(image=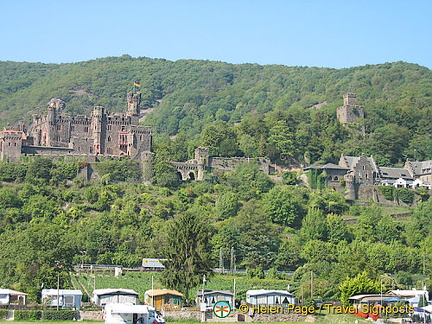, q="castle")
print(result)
[0,93,272,182]
[0,92,152,165]
[336,93,365,135]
